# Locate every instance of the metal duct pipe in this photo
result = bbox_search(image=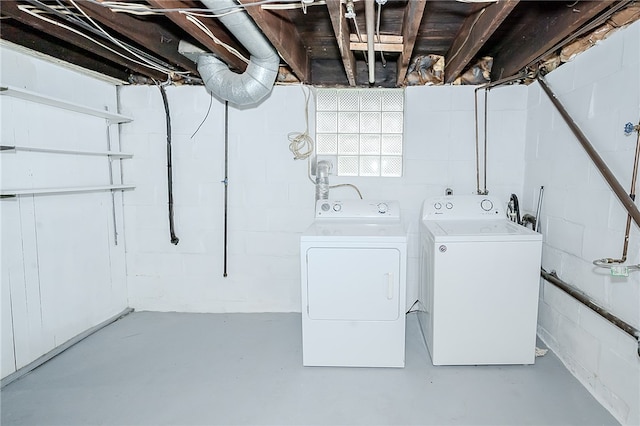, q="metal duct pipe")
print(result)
[537,76,640,228]
[315,160,332,200]
[541,268,640,358]
[365,0,375,84]
[196,0,279,106]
